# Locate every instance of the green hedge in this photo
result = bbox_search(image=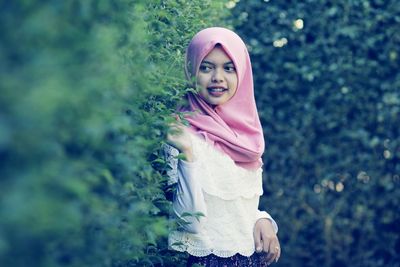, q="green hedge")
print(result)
[5,1,396,266]
[231,1,399,267]
[0,1,228,266]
